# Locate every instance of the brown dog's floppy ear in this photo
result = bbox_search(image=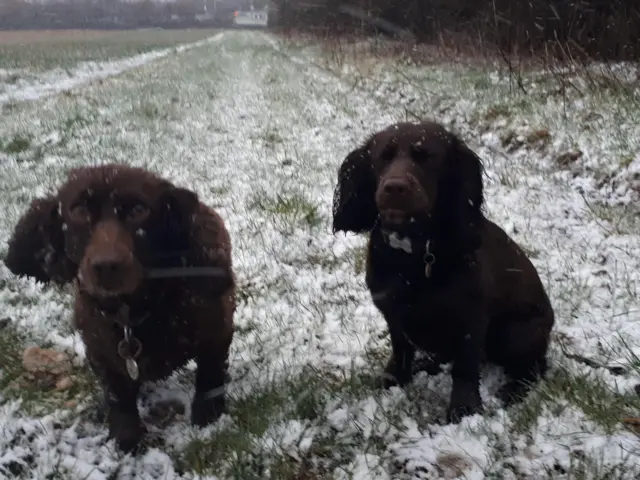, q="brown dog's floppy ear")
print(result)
[3,196,77,285]
[332,144,378,233]
[159,185,200,250]
[439,135,485,253]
